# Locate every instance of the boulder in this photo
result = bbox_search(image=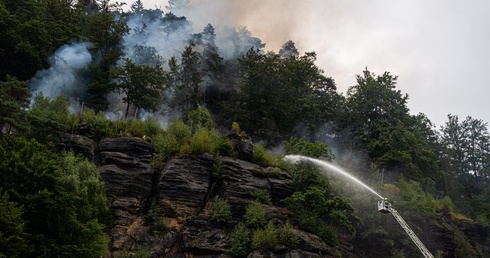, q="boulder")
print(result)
[59,133,95,162]
[226,132,254,162]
